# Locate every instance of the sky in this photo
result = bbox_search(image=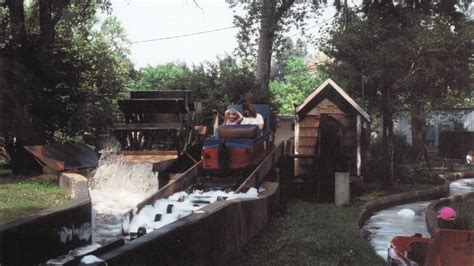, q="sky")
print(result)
[108,0,336,68]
